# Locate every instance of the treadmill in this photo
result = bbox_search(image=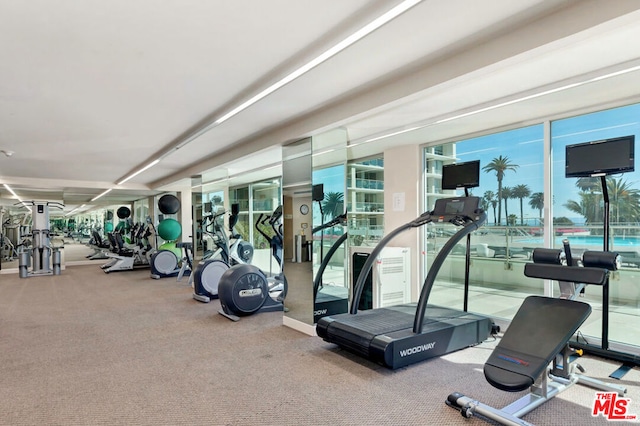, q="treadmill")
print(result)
[317,164,493,369]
